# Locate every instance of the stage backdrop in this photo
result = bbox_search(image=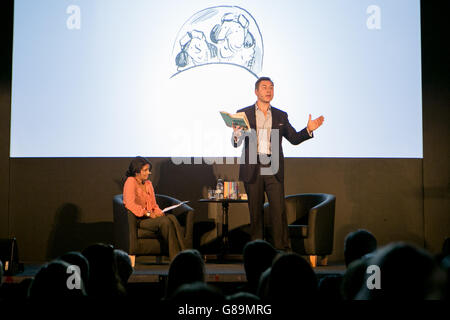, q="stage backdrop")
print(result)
[0,1,448,263]
[10,0,422,158]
